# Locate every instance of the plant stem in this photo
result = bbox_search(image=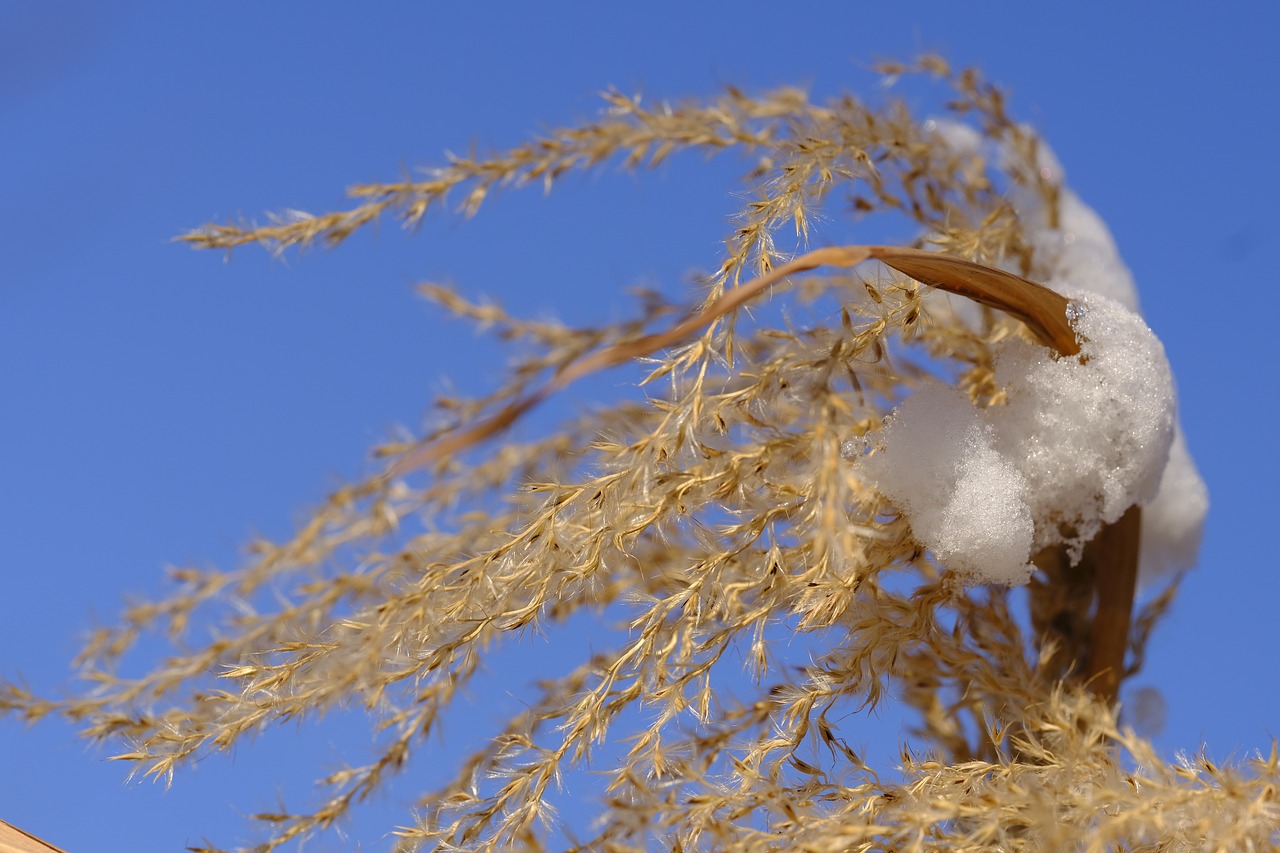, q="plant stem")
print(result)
[1084,505,1142,703]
